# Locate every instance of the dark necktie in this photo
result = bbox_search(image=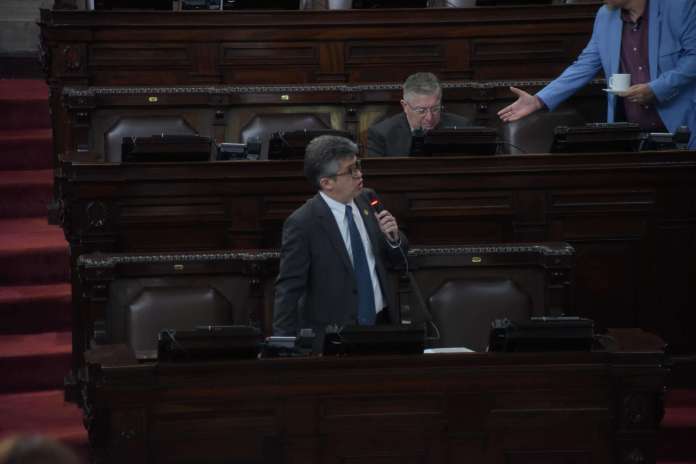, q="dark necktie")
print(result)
[345,204,376,325]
